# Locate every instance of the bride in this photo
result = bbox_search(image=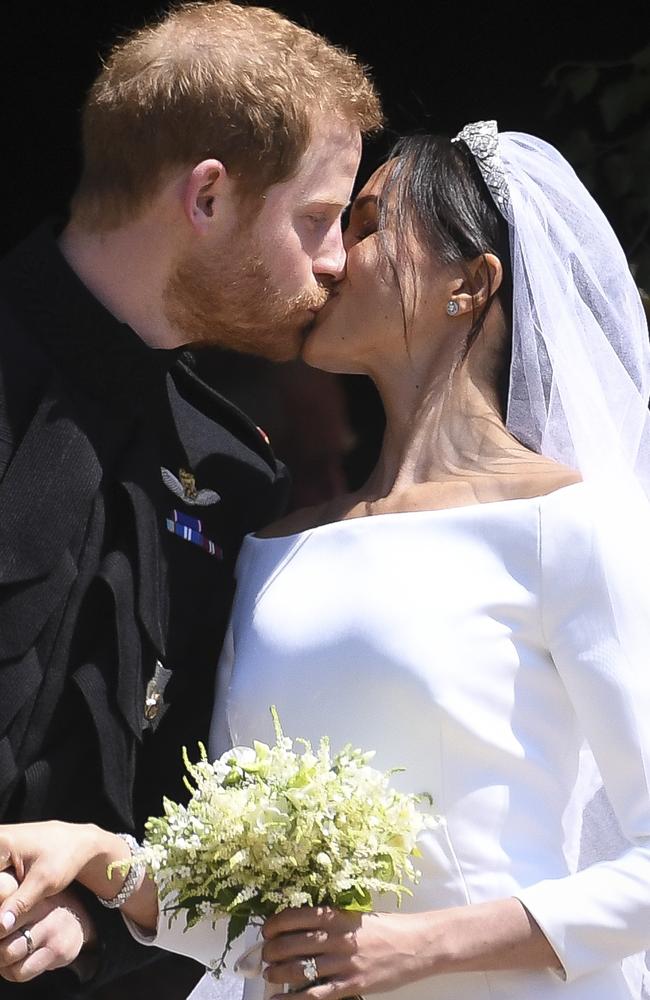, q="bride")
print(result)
[1,121,650,1000]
